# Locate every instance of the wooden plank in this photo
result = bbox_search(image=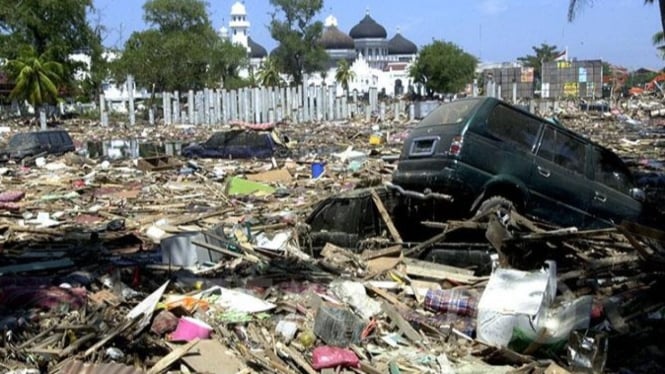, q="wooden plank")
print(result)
[83,316,138,358]
[371,189,402,243]
[403,231,447,257]
[192,240,259,263]
[380,302,422,344]
[365,284,410,311]
[403,257,476,277]
[181,339,245,374]
[279,344,317,374]
[147,339,200,374]
[361,245,402,261]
